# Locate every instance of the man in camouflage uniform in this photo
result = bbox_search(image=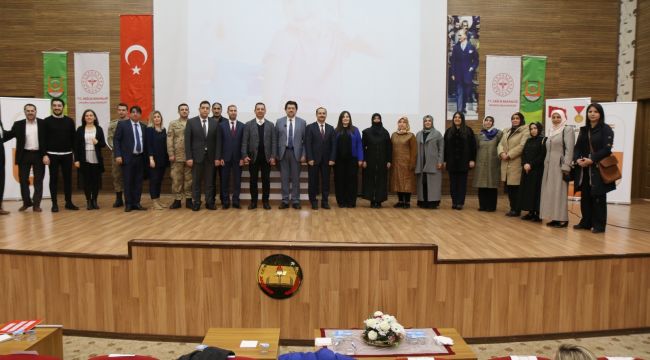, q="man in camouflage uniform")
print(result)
[167,103,193,209]
[107,103,129,207]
